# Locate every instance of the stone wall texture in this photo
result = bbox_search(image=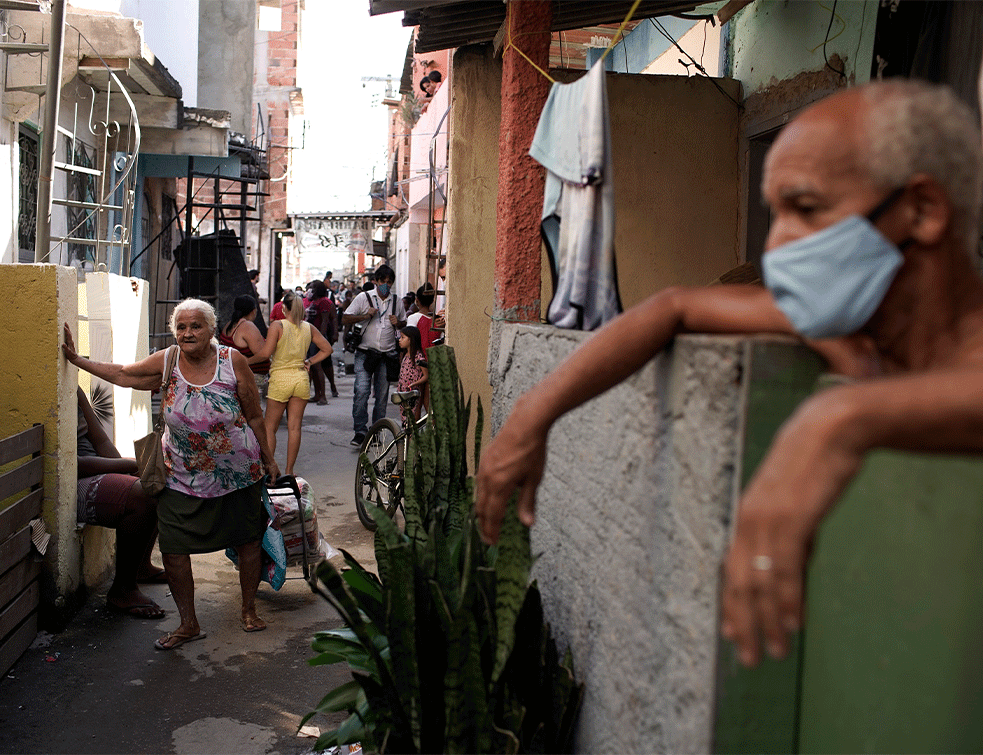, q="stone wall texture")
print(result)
[490,325,745,753]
